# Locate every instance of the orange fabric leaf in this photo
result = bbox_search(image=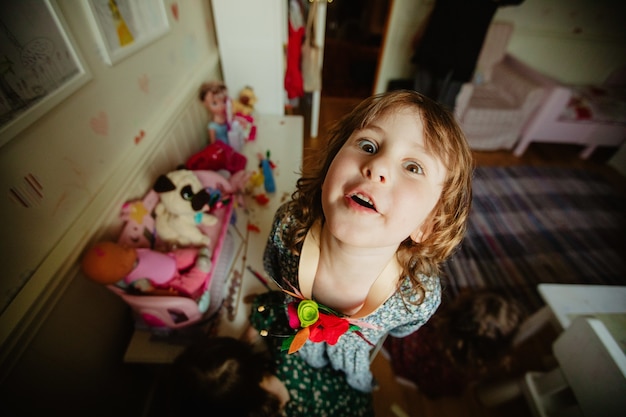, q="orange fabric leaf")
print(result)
[288,326,310,354]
